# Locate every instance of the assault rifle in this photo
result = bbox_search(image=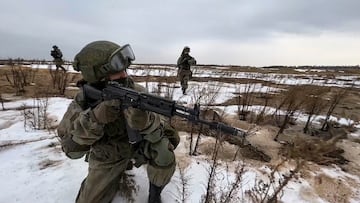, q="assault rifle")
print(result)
[82,81,247,143]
